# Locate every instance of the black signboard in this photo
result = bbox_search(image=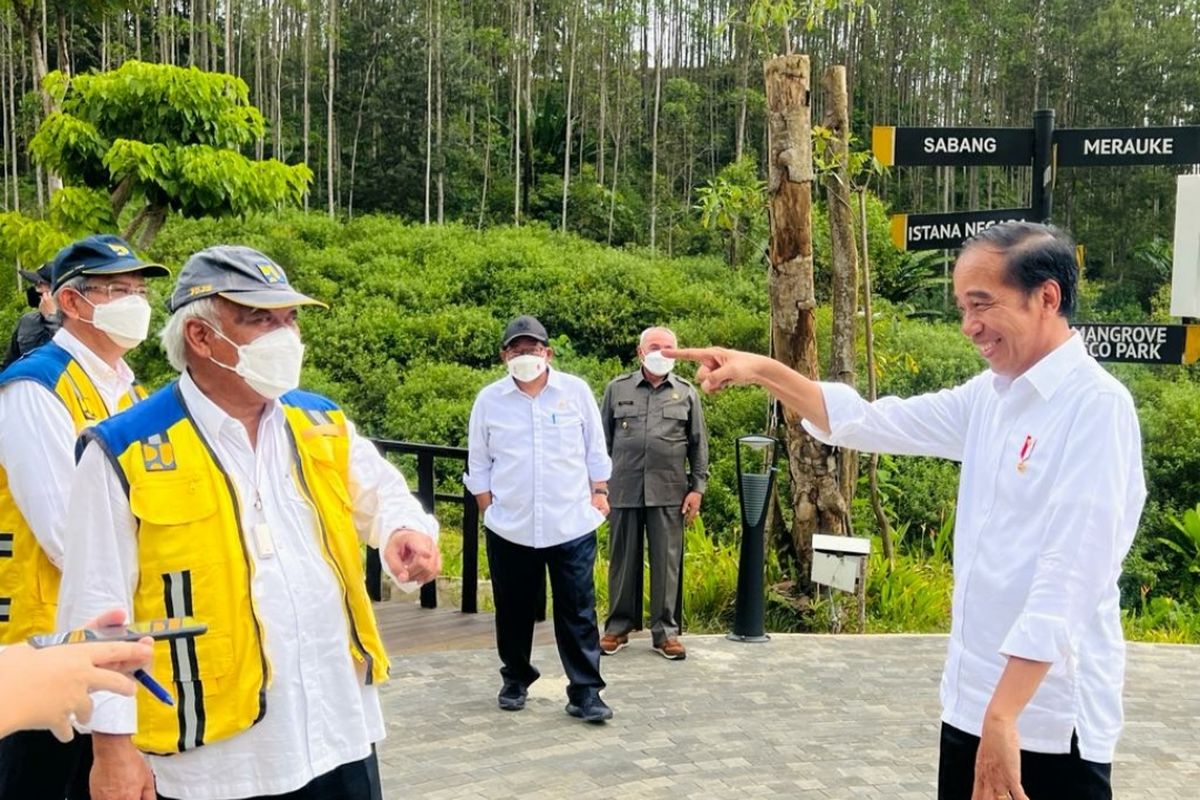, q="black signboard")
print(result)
[873,126,1034,167]
[1073,323,1190,364]
[890,208,1034,251]
[1055,126,1200,167]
